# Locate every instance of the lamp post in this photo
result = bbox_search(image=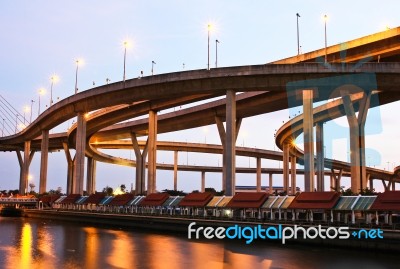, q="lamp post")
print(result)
[23,106,30,124]
[151,61,156,75]
[296,13,301,55]
[207,24,211,70]
[324,14,328,63]
[123,41,128,81]
[215,39,220,68]
[75,60,80,94]
[50,75,58,106]
[30,100,34,123]
[2,118,4,137]
[38,88,45,116]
